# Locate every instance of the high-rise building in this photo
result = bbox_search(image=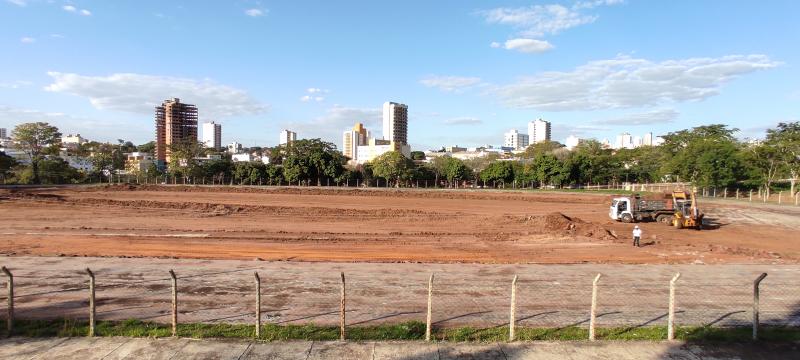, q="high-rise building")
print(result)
[382,102,408,145]
[614,132,634,149]
[504,129,529,150]
[155,98,198,167]
[202,122,222,151]
[227,142,243,154]
[527,118,552,144]
[643,132,654,146]
[343,123,369,161]
[0,128,7,139]
[279,129,297,145]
